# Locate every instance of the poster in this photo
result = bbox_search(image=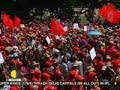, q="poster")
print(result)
[89,47,96,60]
